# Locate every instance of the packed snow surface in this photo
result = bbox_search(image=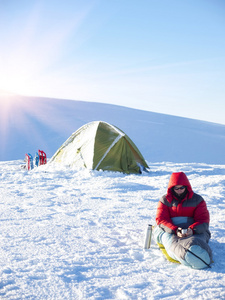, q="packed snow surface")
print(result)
[0,160,225,299]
